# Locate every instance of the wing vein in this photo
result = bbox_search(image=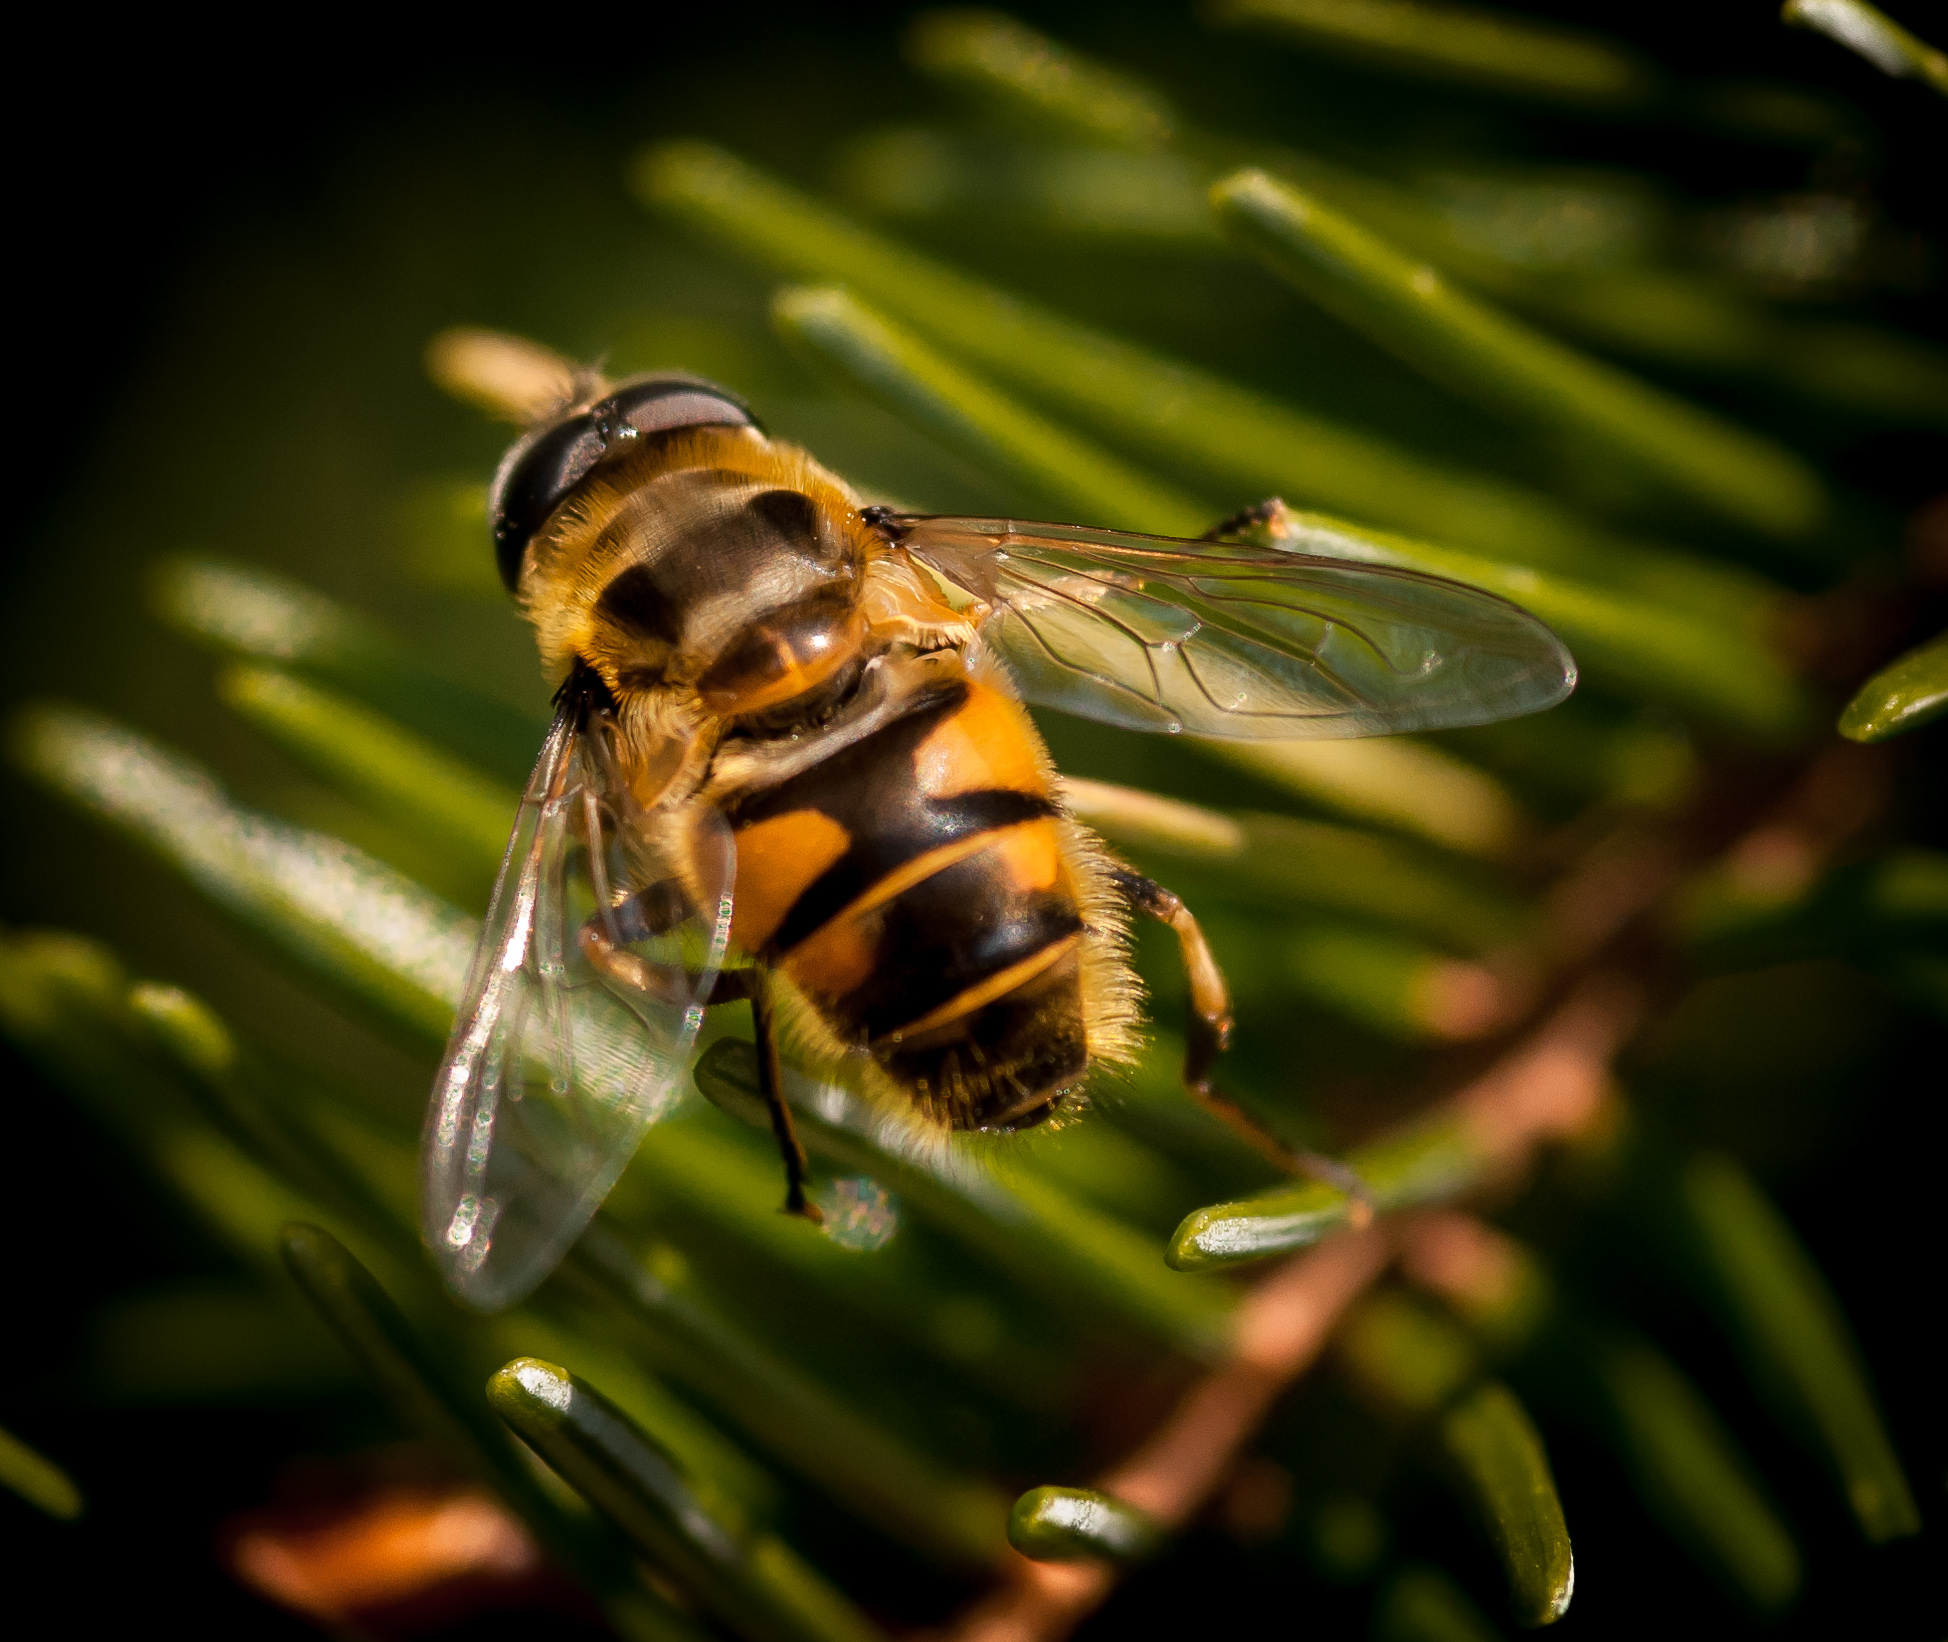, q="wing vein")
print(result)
[901,515,1573,741]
